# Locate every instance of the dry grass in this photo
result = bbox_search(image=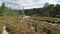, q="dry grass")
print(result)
[32,16,60,20]
[0,16,60,34]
